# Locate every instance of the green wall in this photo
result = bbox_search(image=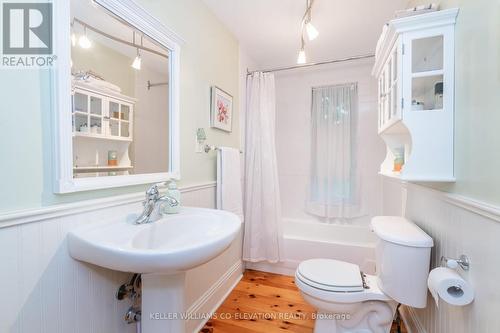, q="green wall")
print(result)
[409,0,500,205]
[0,0,240,213]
